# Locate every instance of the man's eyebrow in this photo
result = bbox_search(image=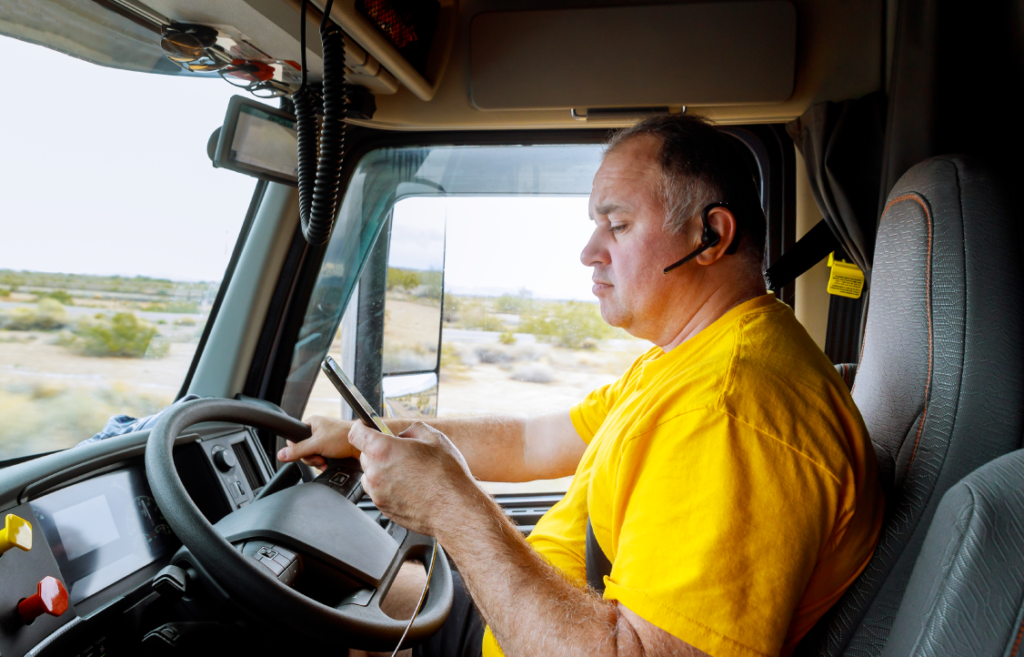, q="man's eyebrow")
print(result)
[594,202,629,215]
